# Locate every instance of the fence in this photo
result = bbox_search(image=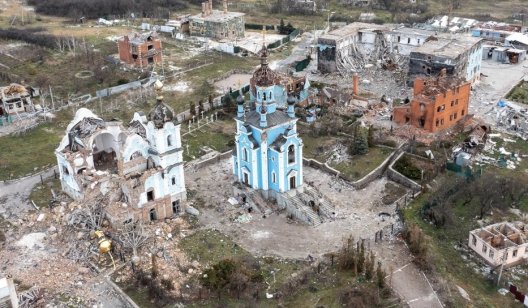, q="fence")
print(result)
[96,77,155,98]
